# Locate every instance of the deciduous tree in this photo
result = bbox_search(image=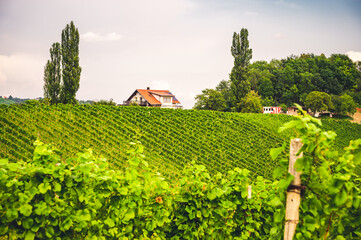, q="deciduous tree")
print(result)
[238,90,262,113]
[305,91,333,113]
[216,80,233,111]
[193,89,226,111]
[43,21,81,105]
[230,28,252,108]
[258,76,274,98]
[331,94,357,116]
[43,42,61,104]
[60,21,81,104]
